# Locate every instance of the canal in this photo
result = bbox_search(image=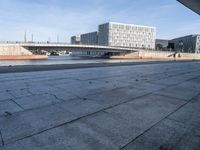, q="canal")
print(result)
[0,56,142,66]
